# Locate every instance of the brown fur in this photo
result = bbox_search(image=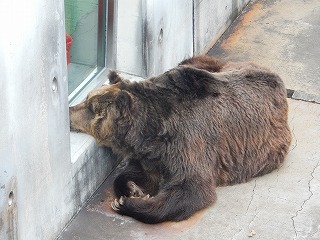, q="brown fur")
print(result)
[69,55,291,223]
